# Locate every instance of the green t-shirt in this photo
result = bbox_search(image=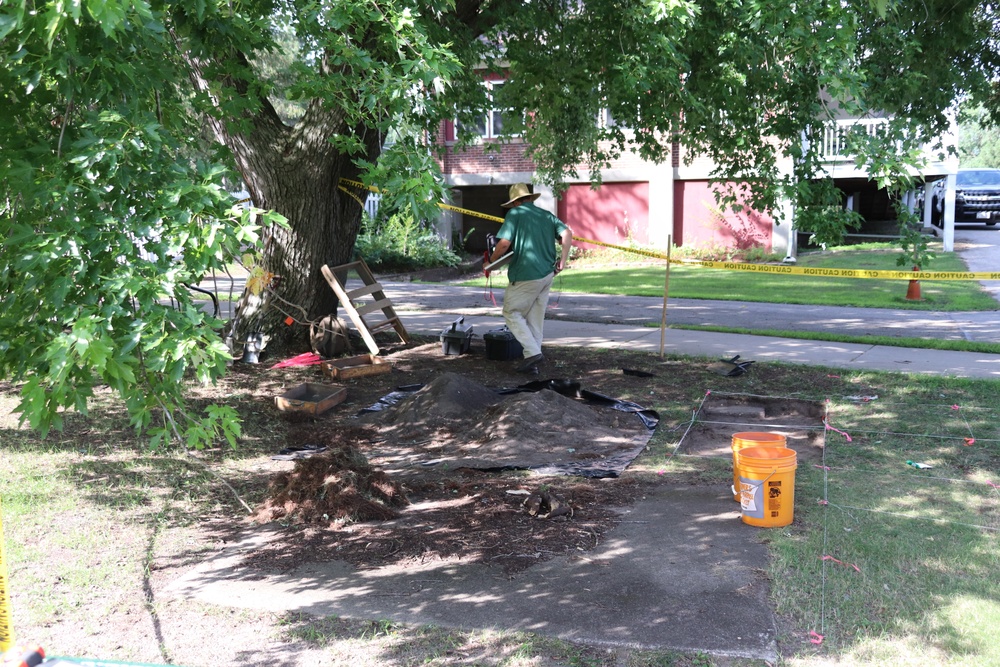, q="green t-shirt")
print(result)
[496,202,568,282]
